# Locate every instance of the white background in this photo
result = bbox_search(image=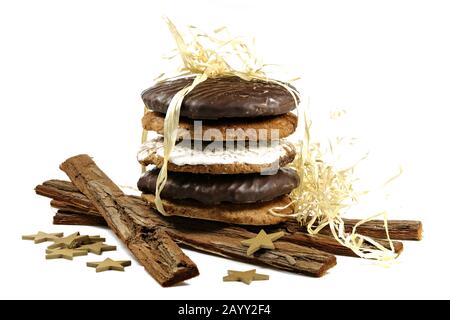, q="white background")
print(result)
[1,0,449,299]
